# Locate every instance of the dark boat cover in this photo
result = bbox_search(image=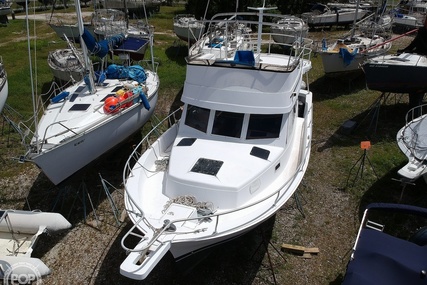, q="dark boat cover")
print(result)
[81,28,125,58]
[342,203,427,285]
